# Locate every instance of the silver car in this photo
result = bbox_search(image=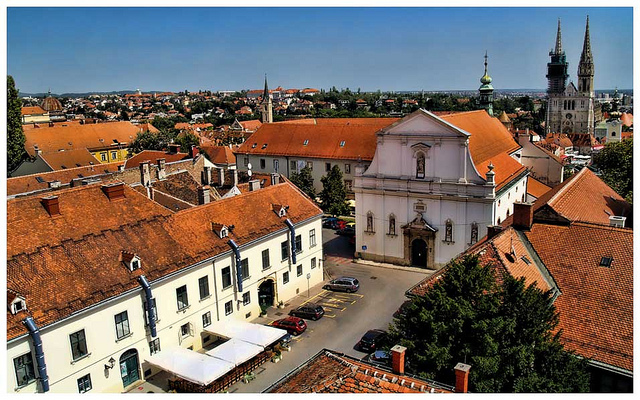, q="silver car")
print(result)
[323,277,360,293]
